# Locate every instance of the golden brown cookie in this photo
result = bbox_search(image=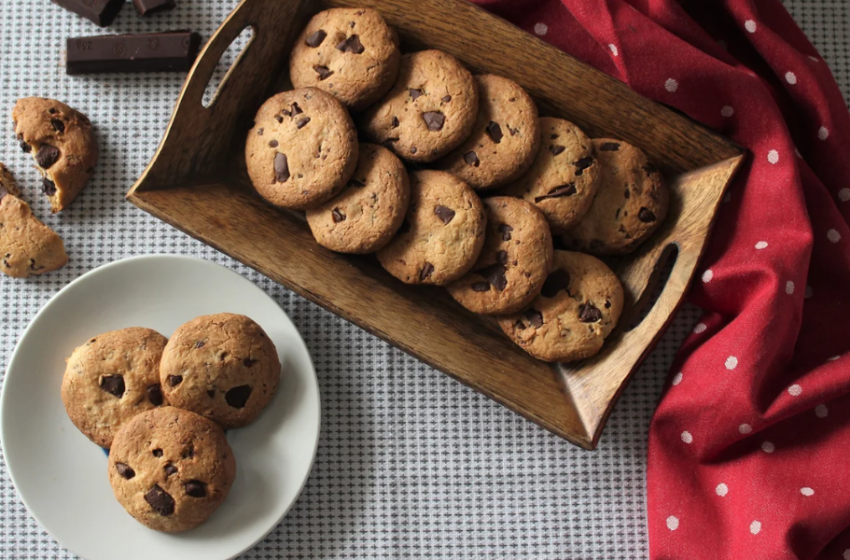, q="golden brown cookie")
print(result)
[361,50,478,163]
[245,88,358,210]
[440,74,540,190]
[108,407,236,533]
[61,327,169,448]
[289,8,400,110]
[377,170,486,286]
[447,197,553,315]
[306,143,410,254]
[160,313,280,429]
[561,139,669,255]
[499,251,624,363]
[0,192,67,278]
[501,117,599,233]
[12,97,98,213]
